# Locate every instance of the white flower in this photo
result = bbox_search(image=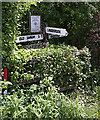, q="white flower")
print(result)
[3,90,7,95]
